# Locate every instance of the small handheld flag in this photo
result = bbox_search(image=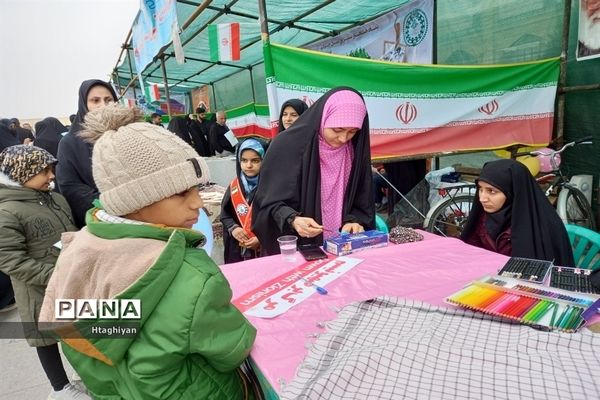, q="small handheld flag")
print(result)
[145,83,161,103]
[209,23,241,62]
